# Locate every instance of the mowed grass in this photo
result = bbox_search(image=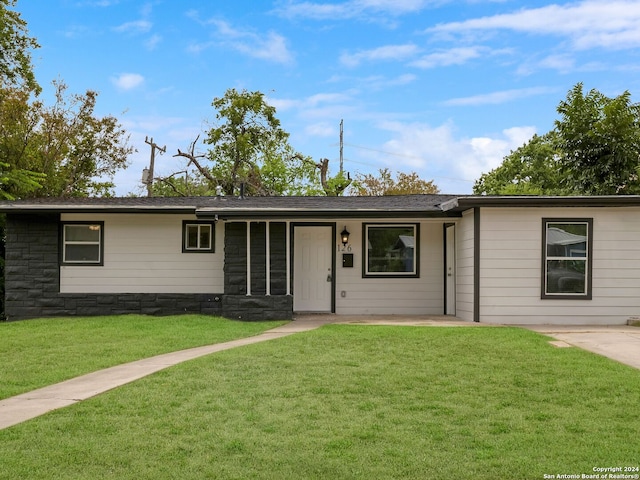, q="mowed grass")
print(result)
[2,325,639,480]
[0,314,286,399]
